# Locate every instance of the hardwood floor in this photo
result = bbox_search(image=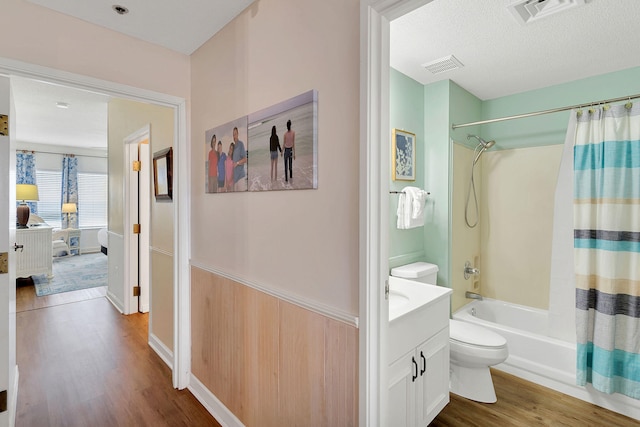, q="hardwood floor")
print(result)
[16,297,220,427]
[15,286,638,426]
[432,369,638,426]
[16,277,107,313]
